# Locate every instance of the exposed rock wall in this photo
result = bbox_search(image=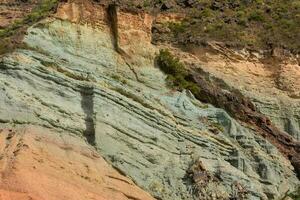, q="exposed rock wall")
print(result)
[181,44,300,141]
[0,1,299,200]
[153,15,300,142]
[0,126,155,200]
